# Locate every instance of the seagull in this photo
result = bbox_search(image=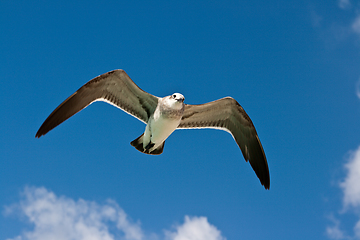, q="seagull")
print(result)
[36,70,270,189]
